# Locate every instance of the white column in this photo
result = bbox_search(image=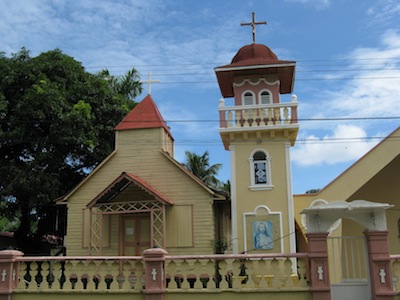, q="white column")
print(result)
[285,142,297,272]
[229,145,238,254]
